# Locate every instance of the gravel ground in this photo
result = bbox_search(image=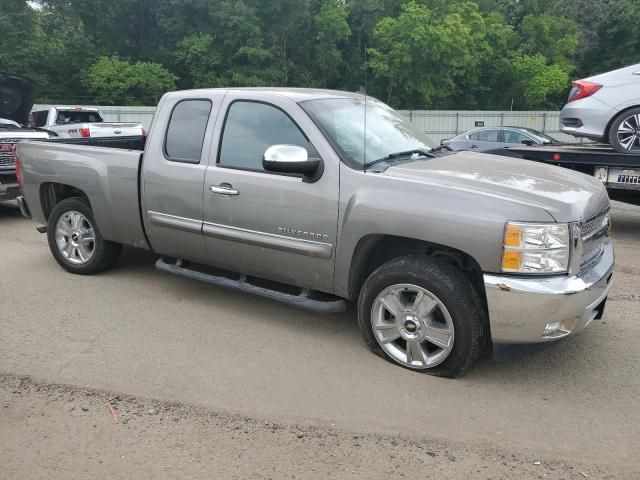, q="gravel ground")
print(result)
[1,374,631,480]
[1,200,639,479]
